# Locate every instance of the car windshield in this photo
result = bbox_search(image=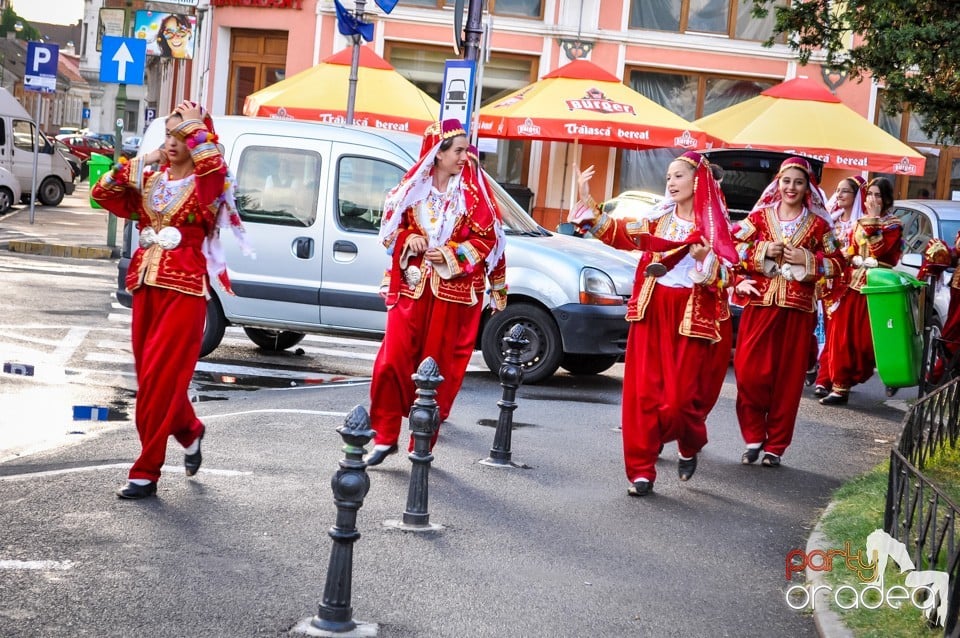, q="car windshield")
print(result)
[941,219,960,244]
[487,179,548,236]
